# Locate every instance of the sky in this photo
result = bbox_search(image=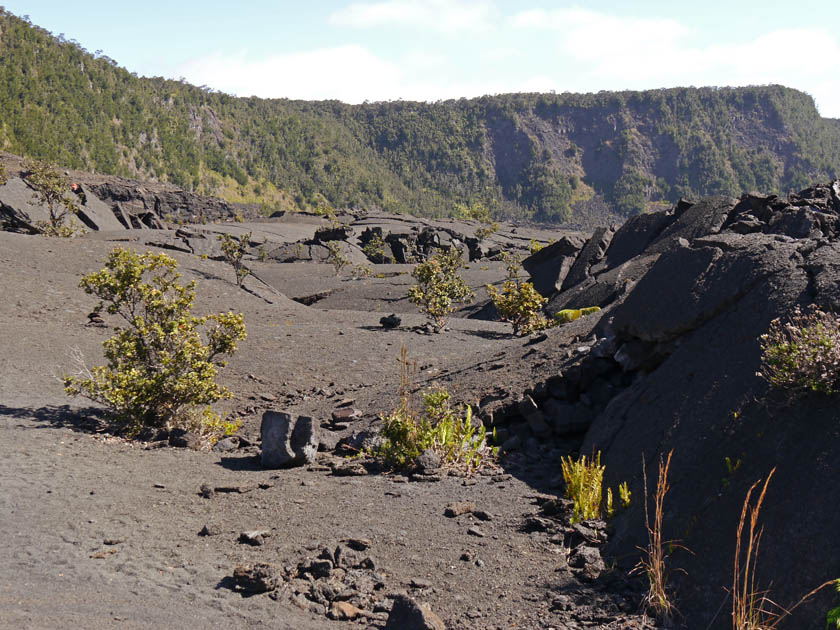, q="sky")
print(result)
[4,1,840,116]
